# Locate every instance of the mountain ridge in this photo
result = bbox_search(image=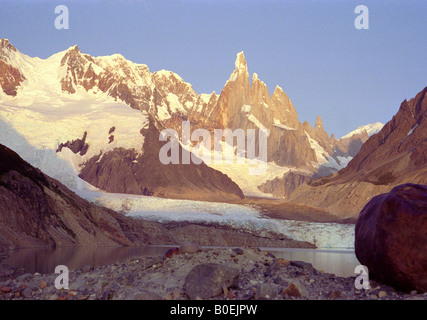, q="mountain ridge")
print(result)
[0,39,382,200]
[289,86,427,217]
